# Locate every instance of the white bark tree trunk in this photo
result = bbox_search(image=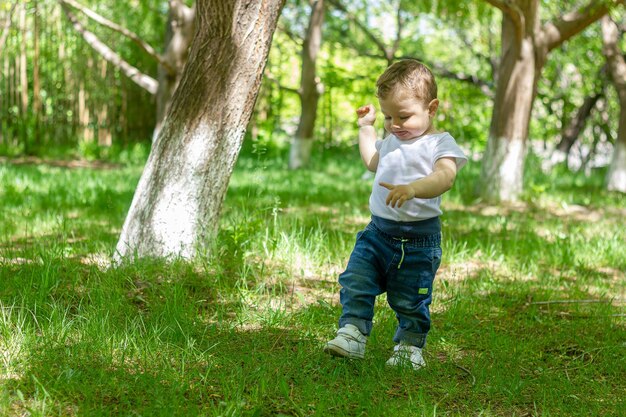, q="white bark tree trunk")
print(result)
[288,0,325,169]
[602,16,626,193]
[115,0,285,261]
[607,138,626,192]
[478,30,536,202]
[289,137,314,169]
[478,0,613,202]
